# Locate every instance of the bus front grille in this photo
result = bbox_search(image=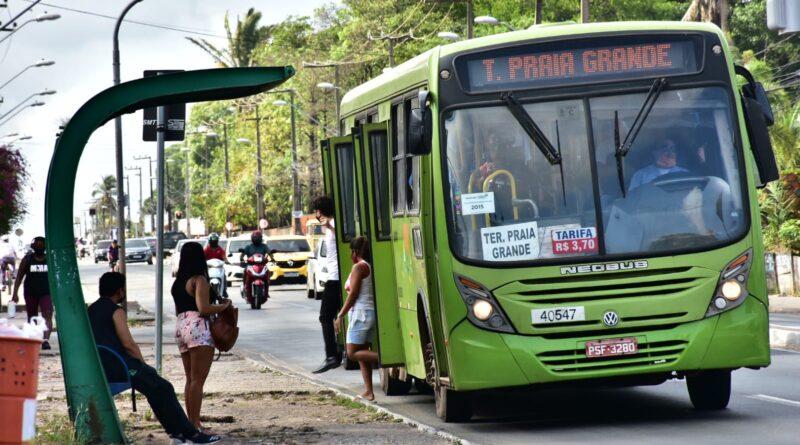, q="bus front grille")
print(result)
[495,266,714,305]
[537,340,688,374]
